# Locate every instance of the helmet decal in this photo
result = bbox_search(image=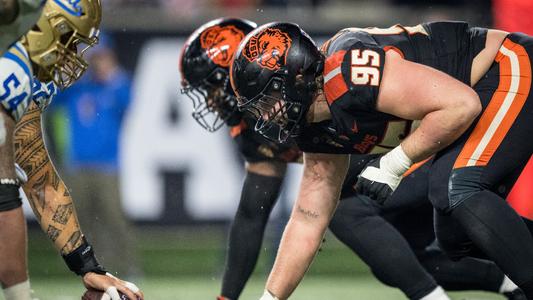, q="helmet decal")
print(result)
[53,0,83,17]
[243,28,292,71]
[200,25,245,67]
